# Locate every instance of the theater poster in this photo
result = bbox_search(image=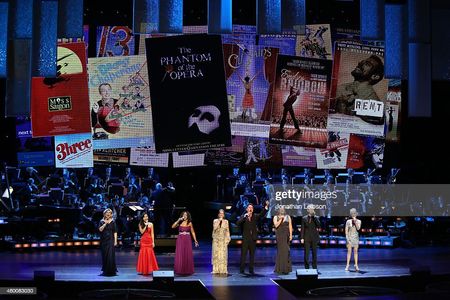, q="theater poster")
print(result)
[385,80,401,143]
[346,134,385,170]
[224,43,278,137]
[130,147,169,167]
[268,55,331,148]
[258,31,297,55]
[16,117,54,167]
[146,34,232,153]
[244,137,282,167]
[93,148,130,165]
[296,24,332,60]
[137,26,207,55]
[172,151,206,168]
[327,41,389,136]
[281,146,316,168]
[96,26,135,57]
[222,25,257,45]
[204,135,246,166]
[316,131,349,169]
[55,133,93,168]
[88,55,153,149]
[58,25,89,59]
[31,42,91,137]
